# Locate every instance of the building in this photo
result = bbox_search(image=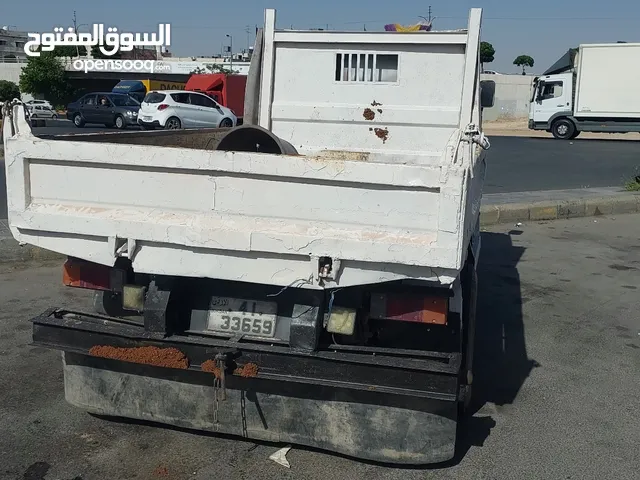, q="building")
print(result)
[0,27,29,62]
